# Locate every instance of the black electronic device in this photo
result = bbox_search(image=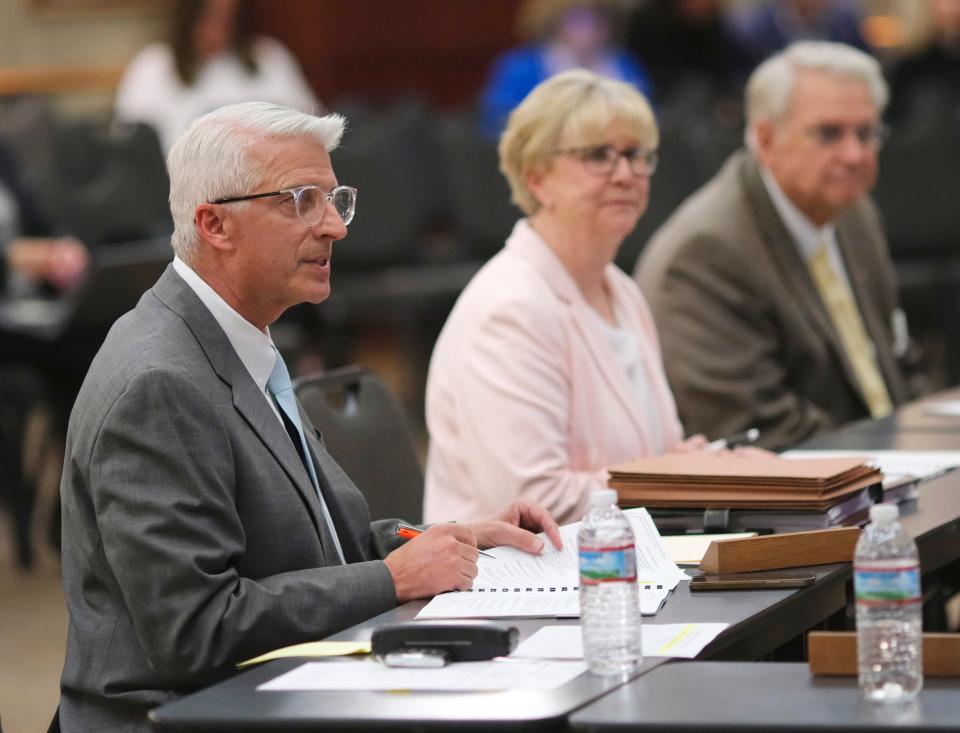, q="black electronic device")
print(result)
[371,620,519,662]
[690,570,816,591]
